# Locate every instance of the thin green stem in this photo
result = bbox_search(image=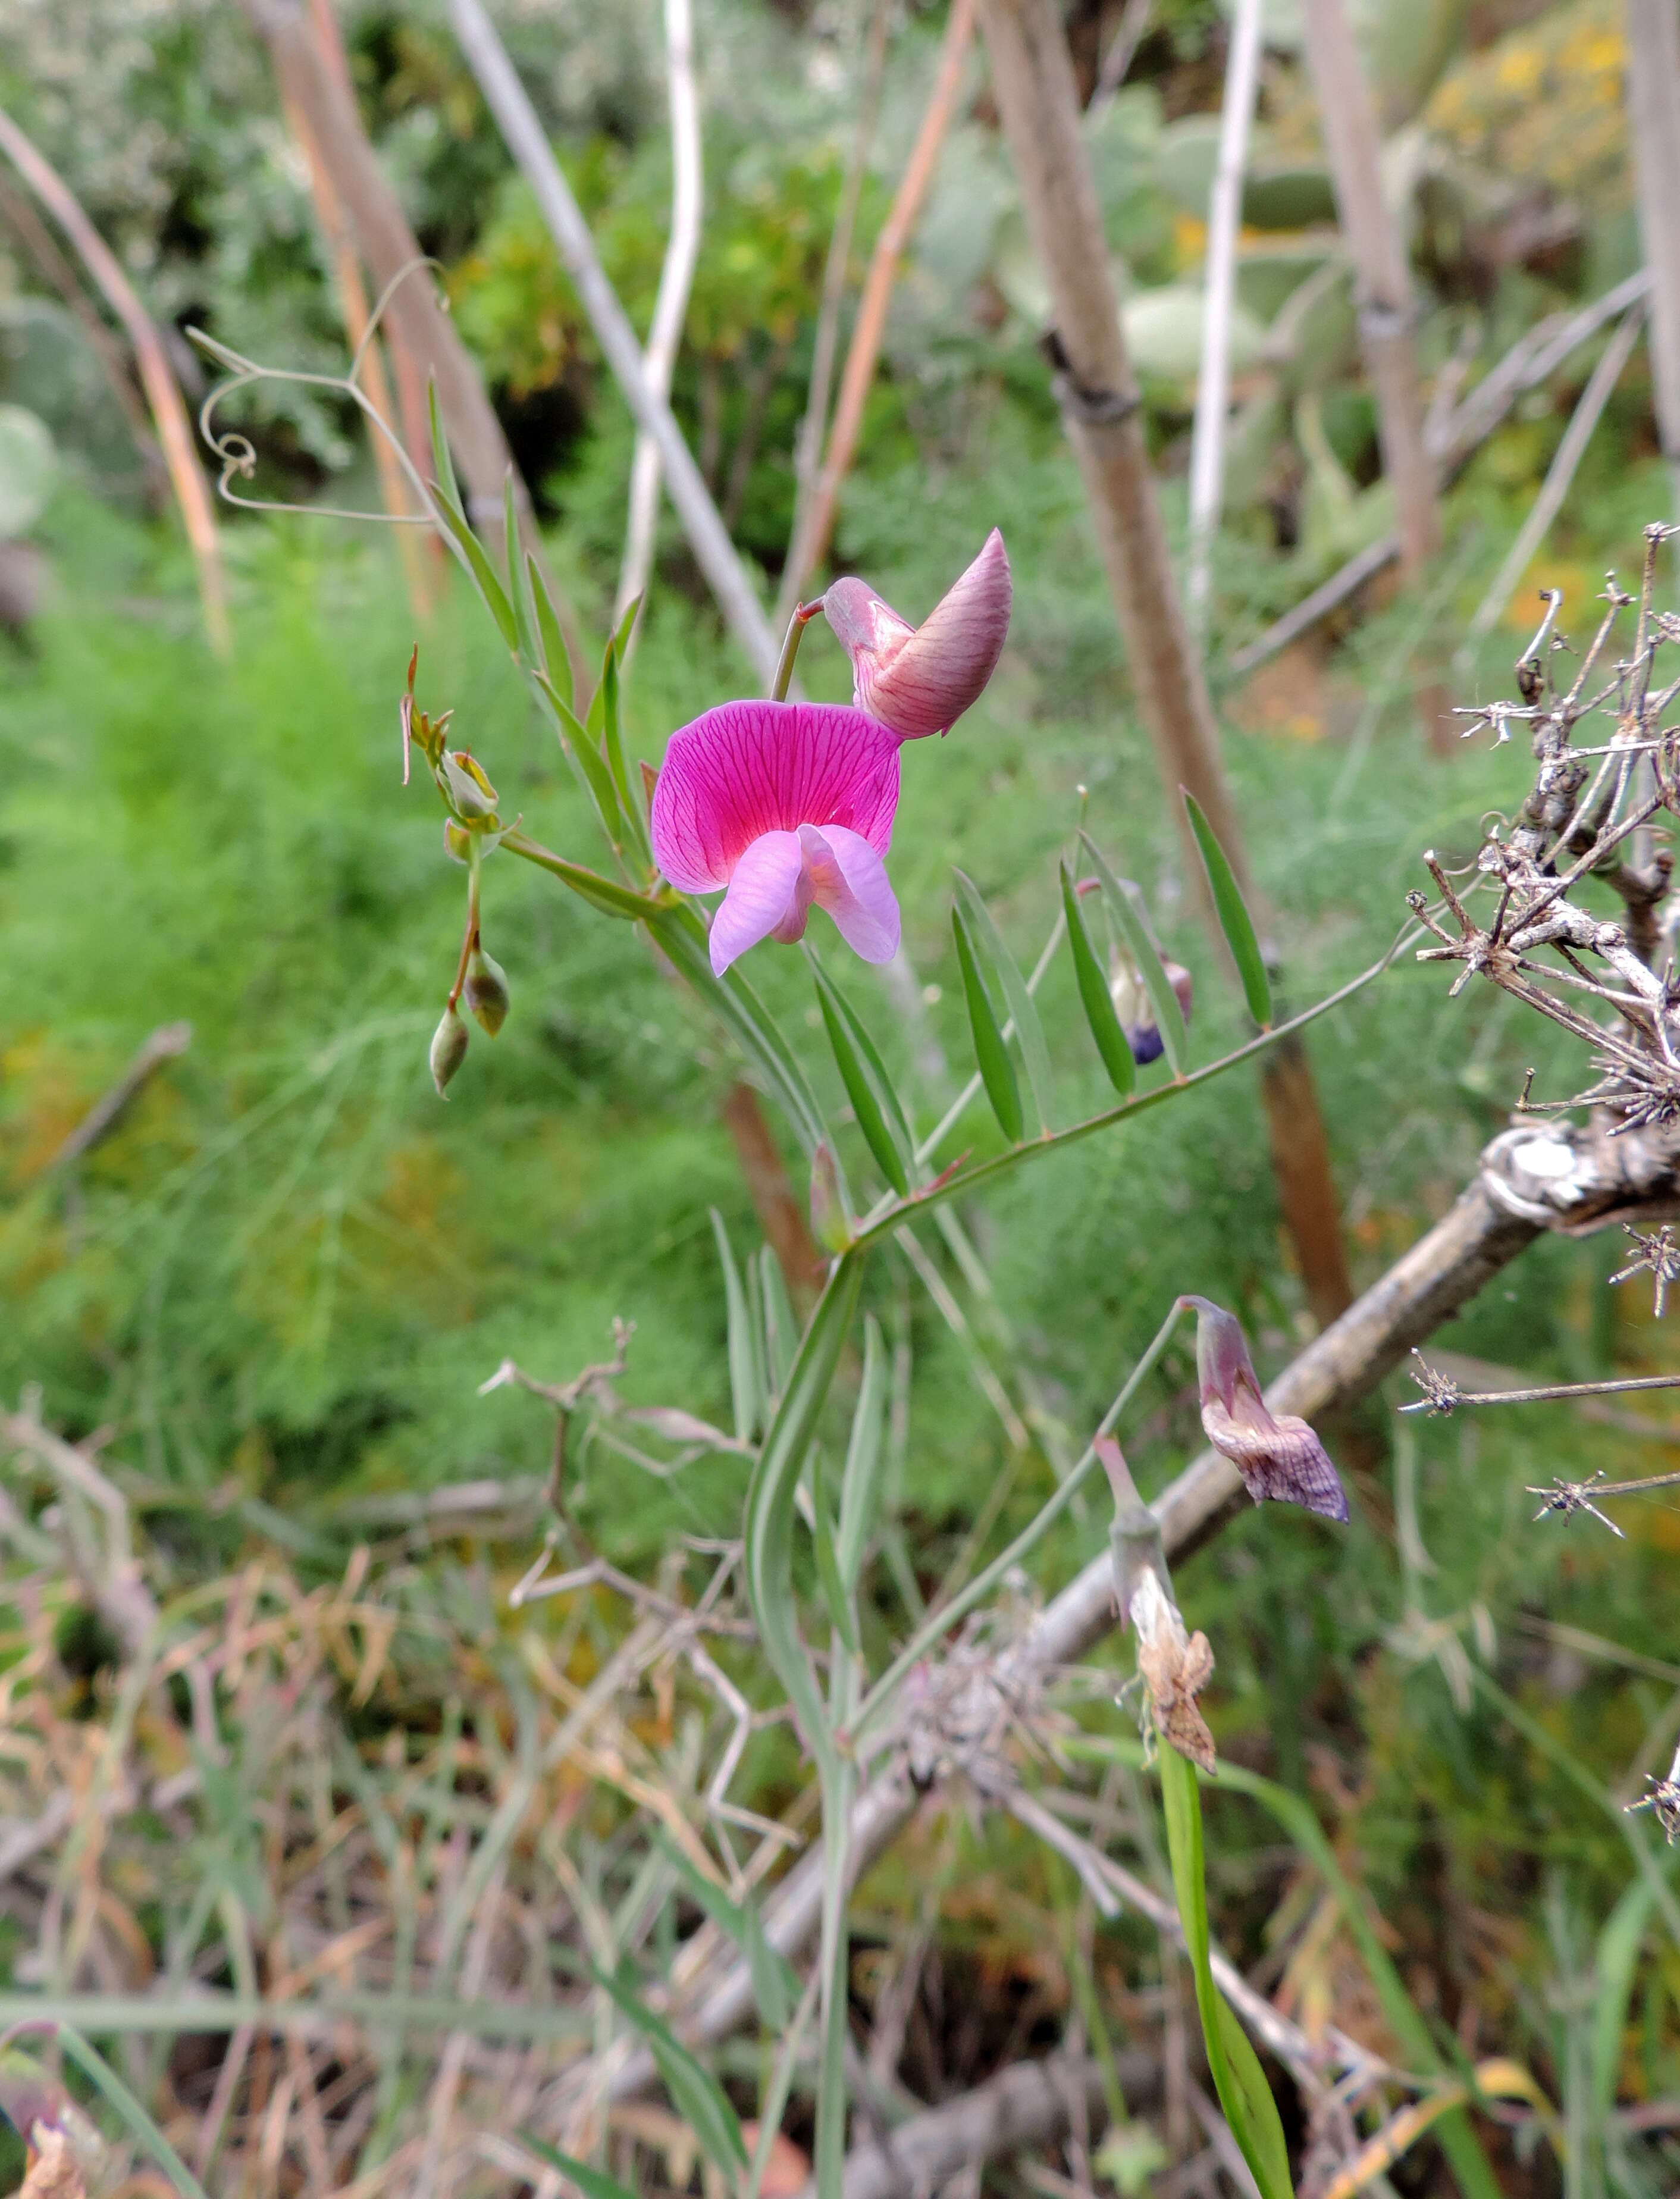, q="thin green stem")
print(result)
[772,602,821,701]
[855,932,1412,1248]
[843,1299,1187,1749]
